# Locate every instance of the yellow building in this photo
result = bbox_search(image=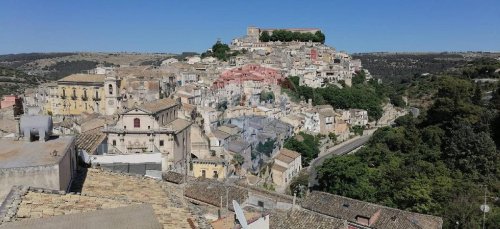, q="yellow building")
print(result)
[191,158,227,180]
[45,73,120,116]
